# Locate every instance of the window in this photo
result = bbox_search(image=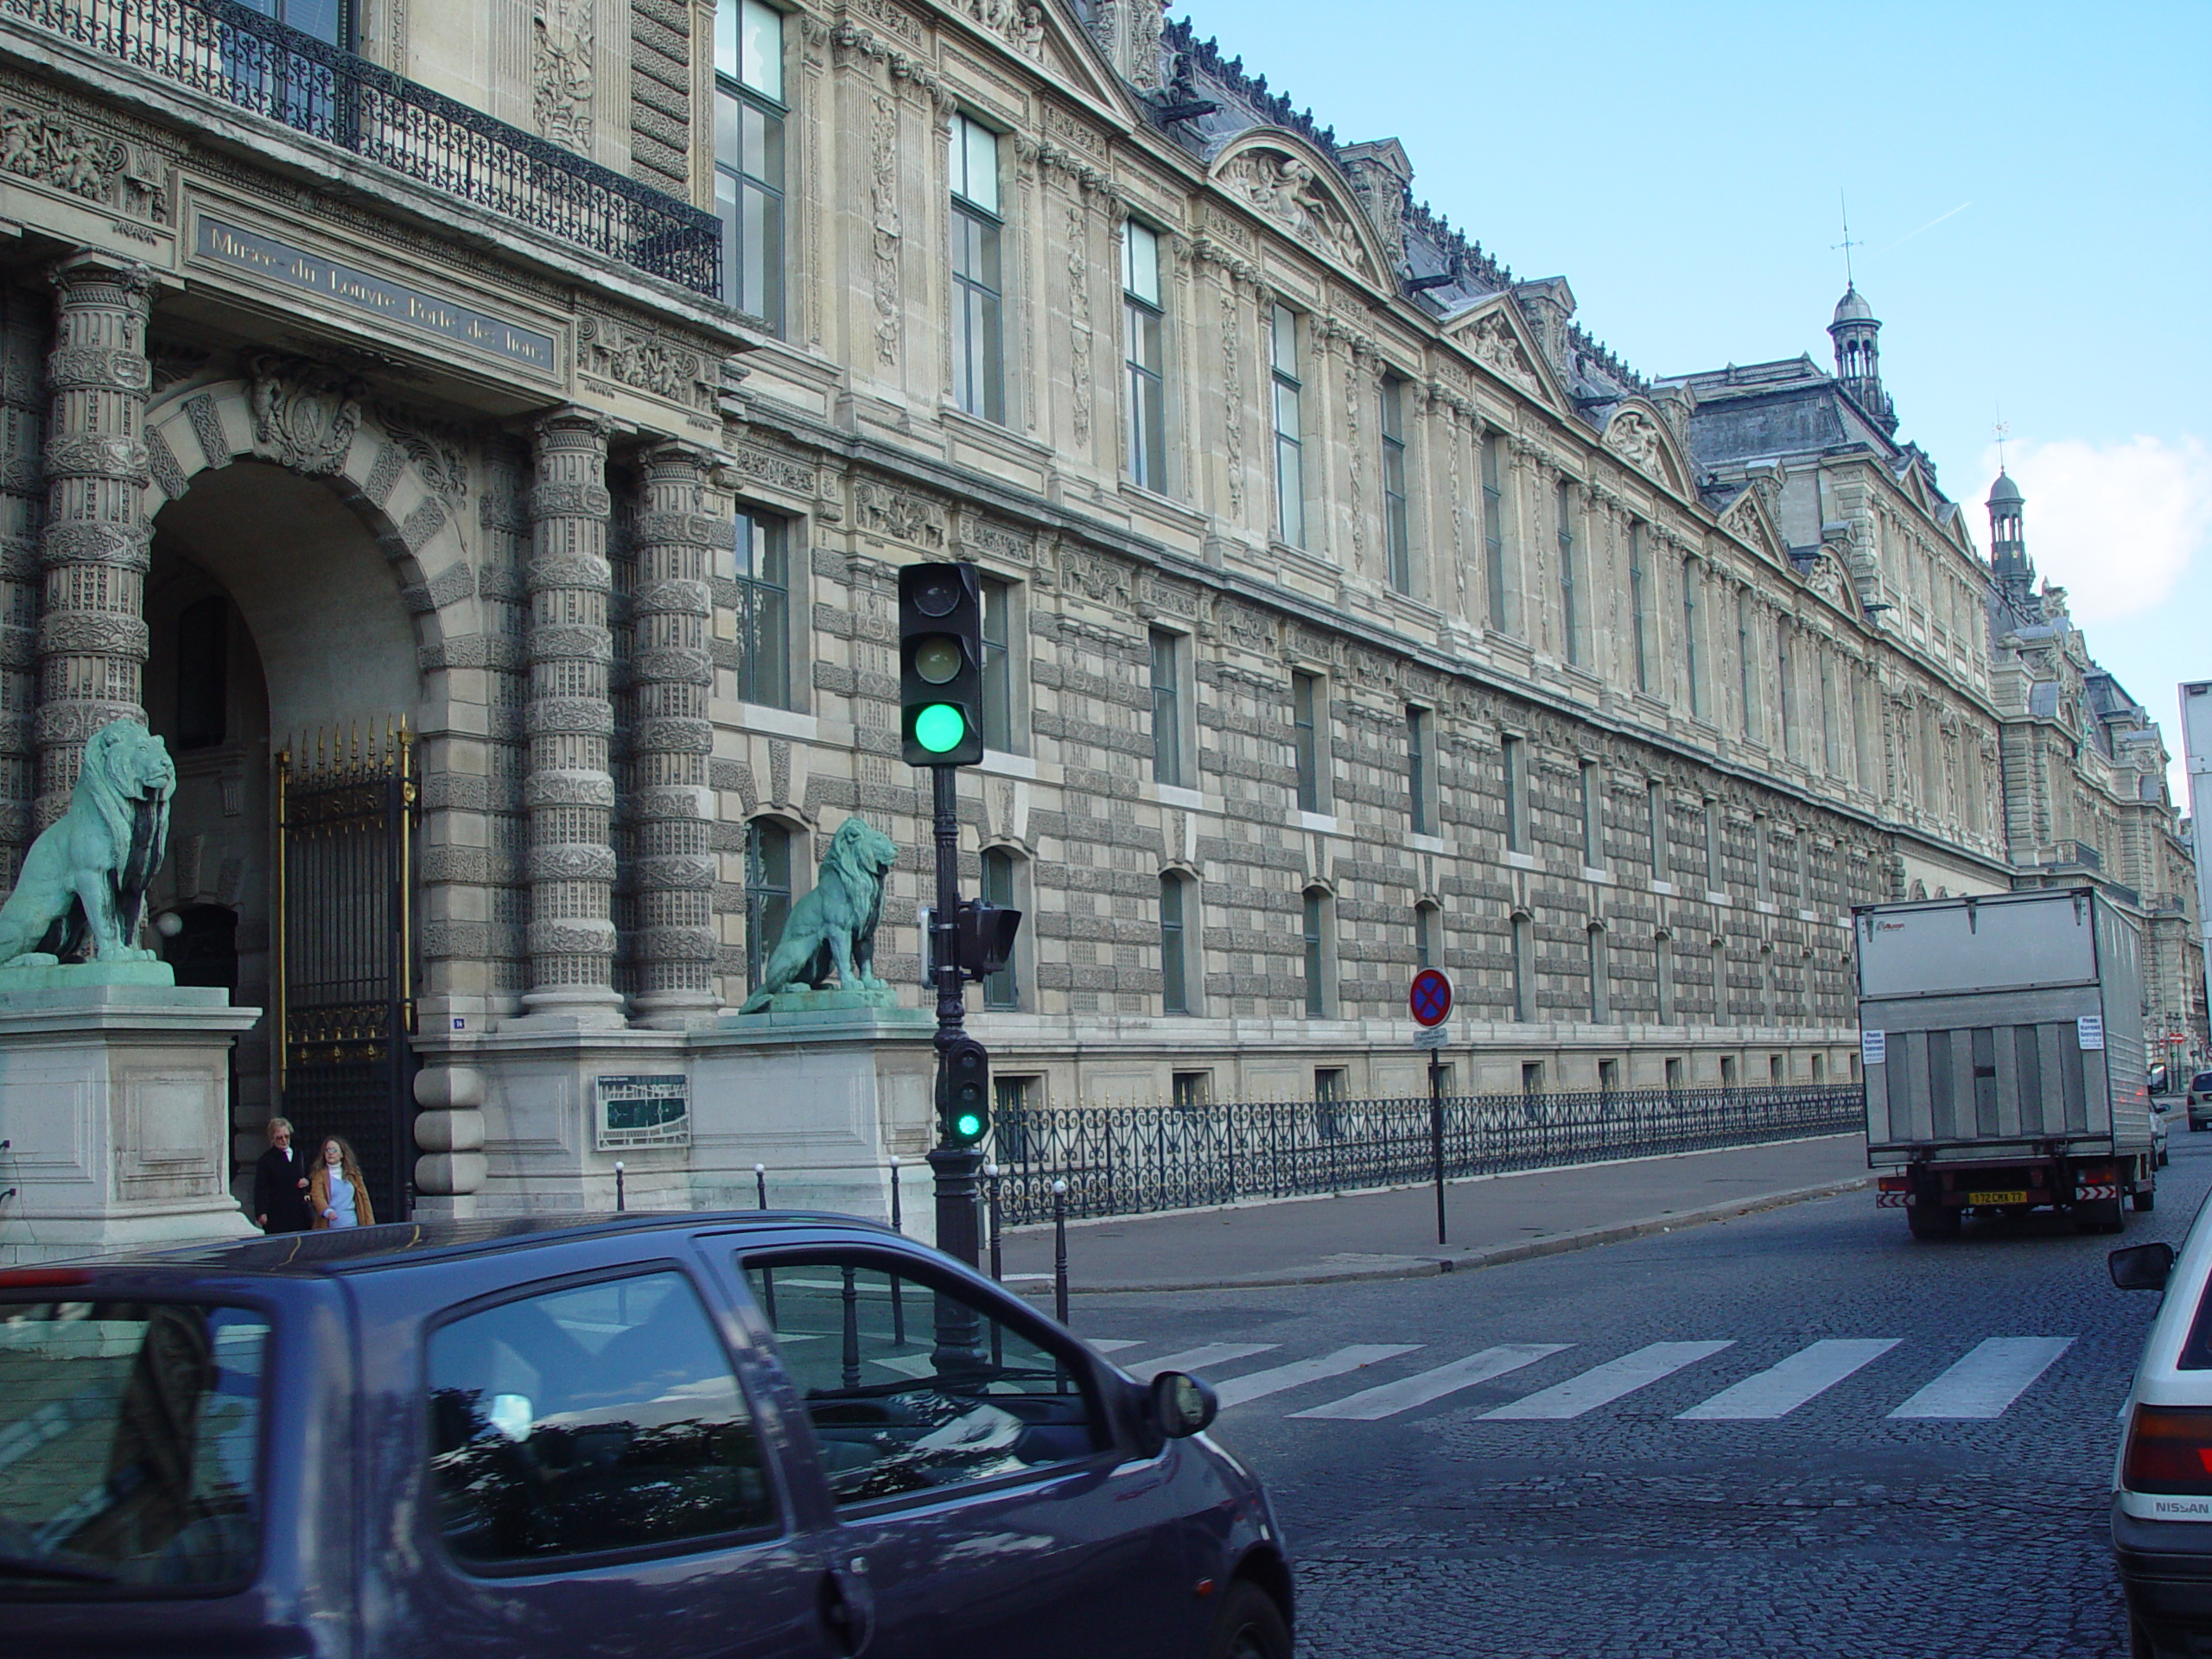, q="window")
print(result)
[1270,304,1304,547]
[1598,1057,1620,1095]
[1588,925,1609,1022]
[982,848,1019,1010]
[1502,735,1528,854]
[950,114,1003,423]
[981,576,1014,752]
[0,1300,270,1591]
[1770,1053,1786,1084]
[1656,932,1676,1024]
[1682,558,1707,719]
[1736,588,1759,740]
[1753,817,1772,901]
[1407,705,1433,835]
[1292,671,1324,812]
[1647,781,1669,881]
[1819,652,1840,775]
[993,1075,1034,1160]
[176,594,227,750]
[733,509,790,709]
[1811,1052,1827,1084]
[1703,799,1722,891]
[429,1272,776,1565]
[1172,1071,1210,1109]
[1122,220,1166,489]
[1481,432,1510,632]
[1313,1067,1345,1102]
[1150,629,1184,786]
[1381,376,1411,593]
[1580,760,1603,871]
[1556,480,1580,665]
[1510,912,1535,1022]
[1160,872,1192,1014]
[1522,1060,1544,1095]
[1777,626,1796,760]
[744,820,792,992]
[715,0,785,330]
[1414,900,1440,971]
[1302,887,1331,1017]
[1664,1055,1684,1093]
[742,1255,1100,1507]
[1721,1054,1739,1086]
[1627,520,1651,694]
